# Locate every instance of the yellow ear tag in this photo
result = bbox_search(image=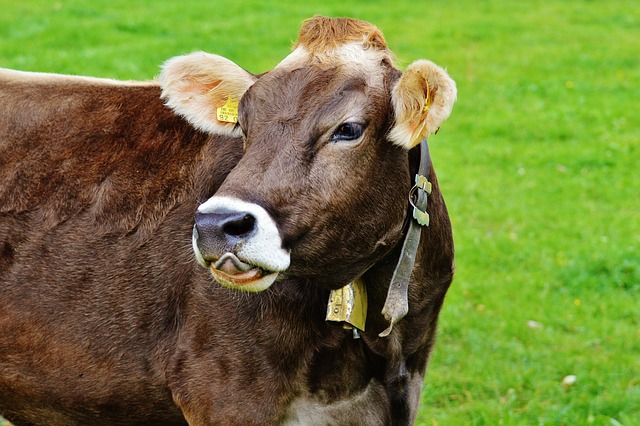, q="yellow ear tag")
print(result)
[422,78,431,113]
[216,97,239,124]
